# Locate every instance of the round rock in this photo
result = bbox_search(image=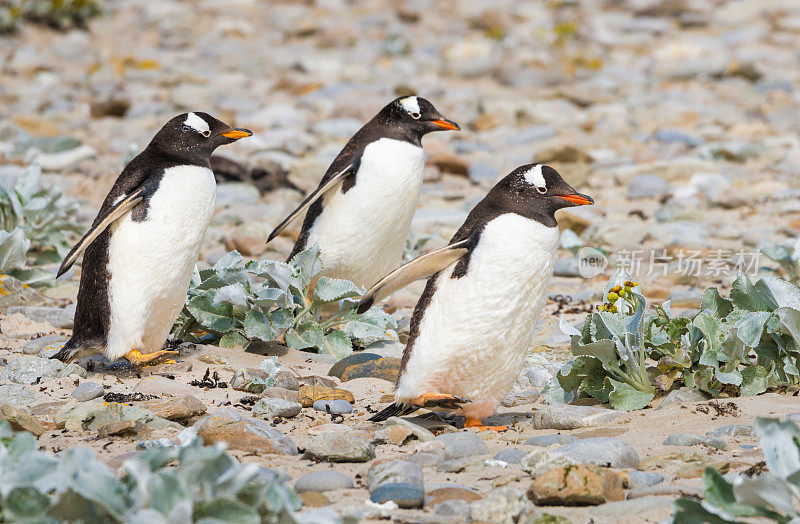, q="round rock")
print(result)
[312,399,353,414]
[370,482,424,509]
[70,382,105,402]
[294,471,353,493]
[252,398,302,419]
